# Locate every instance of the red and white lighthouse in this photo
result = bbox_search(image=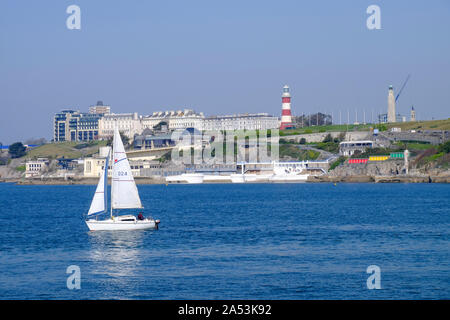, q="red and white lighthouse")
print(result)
[280,85,294,130]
